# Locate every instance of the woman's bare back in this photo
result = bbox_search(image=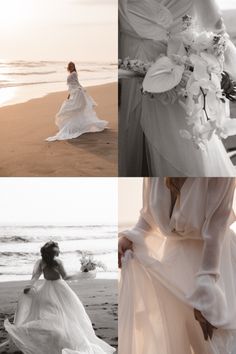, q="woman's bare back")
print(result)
[41,259,66,280]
